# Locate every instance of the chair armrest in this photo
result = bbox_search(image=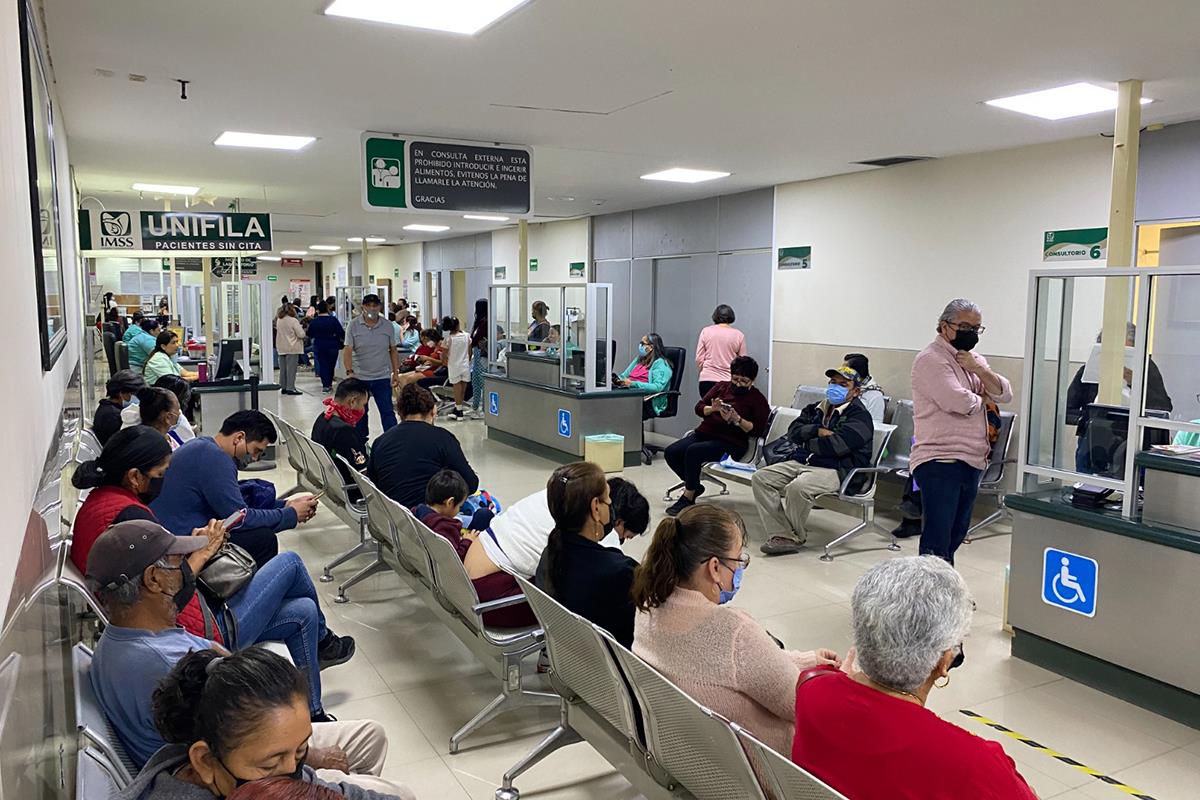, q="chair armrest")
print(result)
[643,389,682,402]
[836,466,892,496]
[473,593,529,614]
